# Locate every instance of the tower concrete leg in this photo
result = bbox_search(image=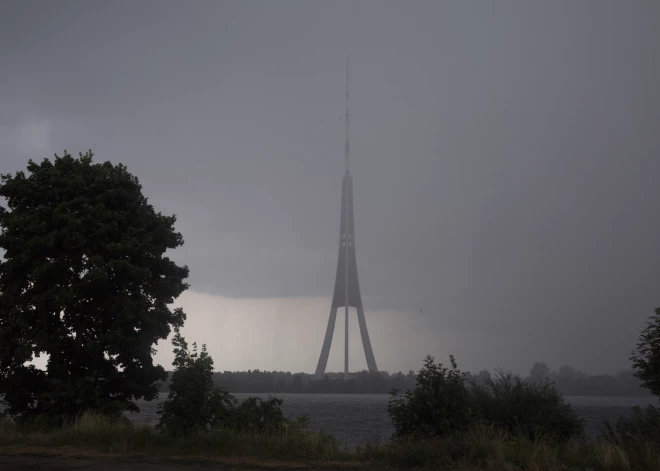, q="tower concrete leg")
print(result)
[356,306,378,373]
[315,306,338,378]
